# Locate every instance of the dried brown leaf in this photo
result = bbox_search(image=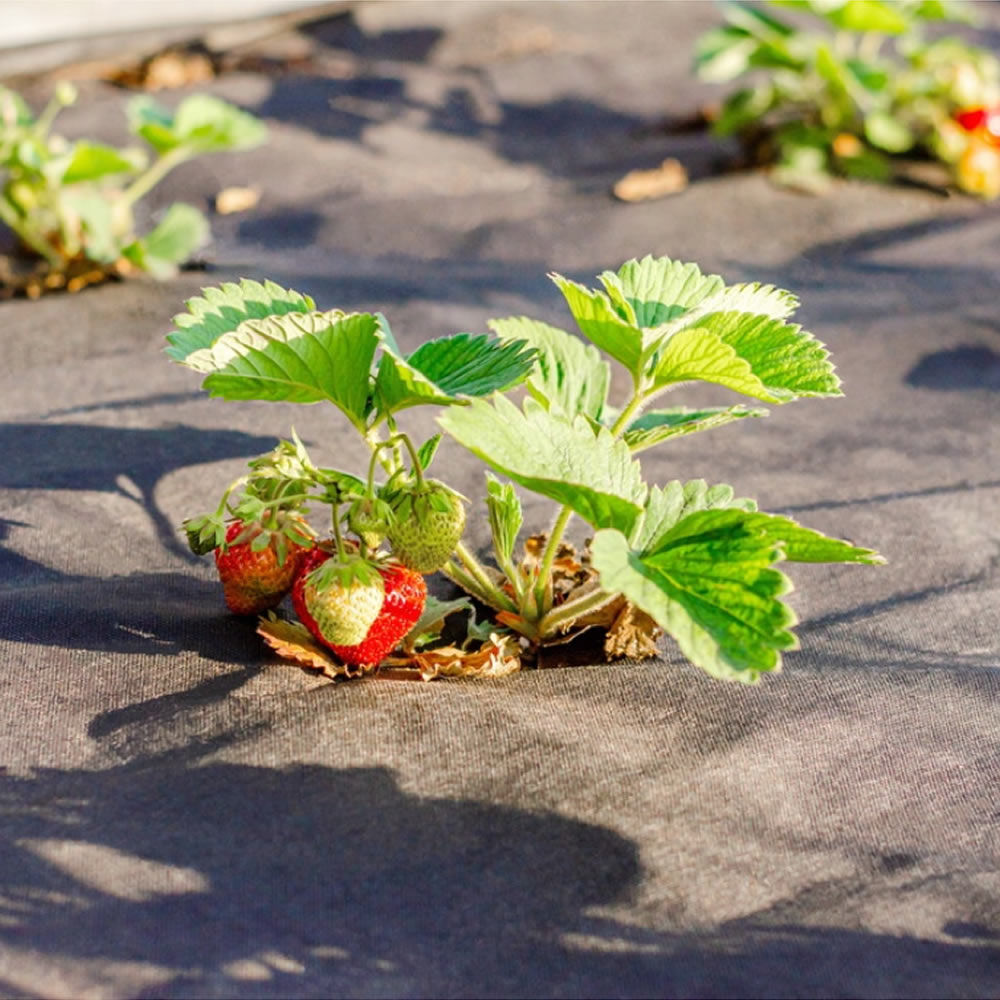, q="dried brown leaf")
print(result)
[613,158,688,203]
[603,602,662,661]
[257,615,357,679]
[215,186,261,215]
